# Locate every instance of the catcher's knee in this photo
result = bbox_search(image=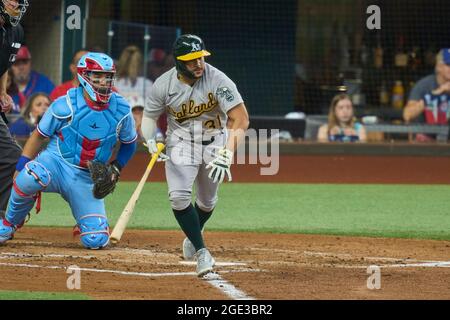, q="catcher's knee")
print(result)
[14,161,51,197]
[78,214,110,249]
[169,191,192,211]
